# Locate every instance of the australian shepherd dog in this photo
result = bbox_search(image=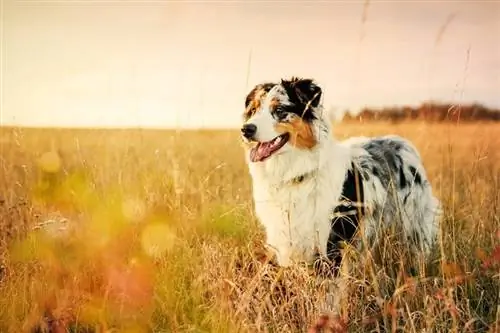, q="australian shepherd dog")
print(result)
[240,77,441,273]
